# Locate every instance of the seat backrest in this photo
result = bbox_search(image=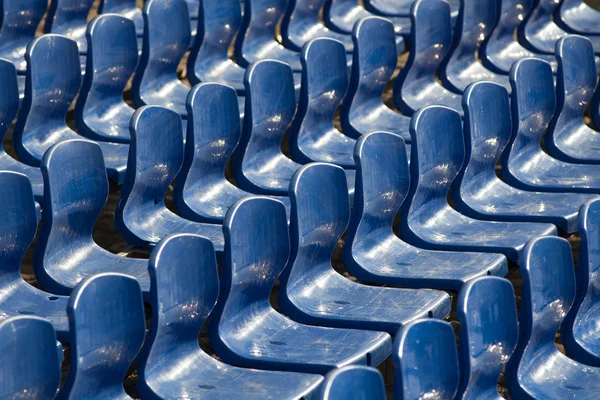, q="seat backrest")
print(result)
[319,366,386,400]
[456,277,518,398]
[61,273,145,399]
[237,0,288,49]
[393,319,460,400]
[99,0,137,12]
[0,316,61,399]
[0,0,47,42]
[491,0,534,34]
[0,60,20,145]
[44,0,95,37]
